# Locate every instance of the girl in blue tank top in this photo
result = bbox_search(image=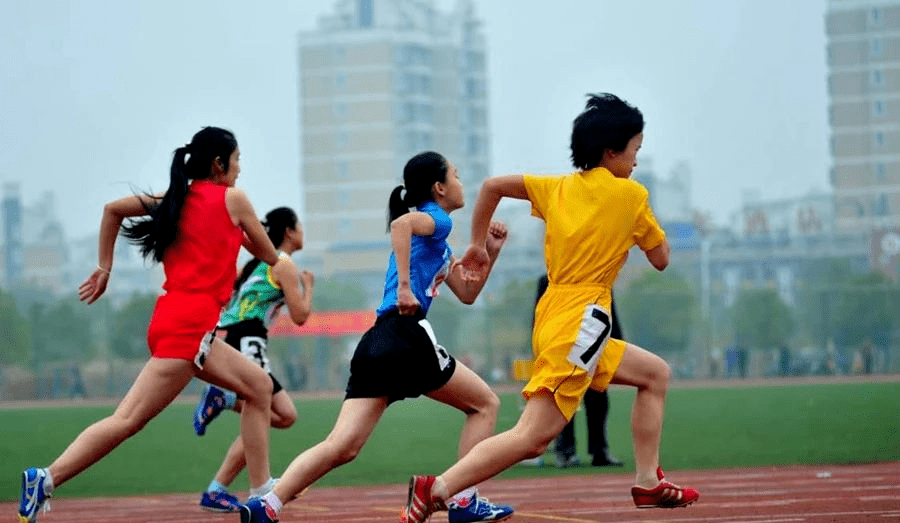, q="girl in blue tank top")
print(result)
[241,152,516,523]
